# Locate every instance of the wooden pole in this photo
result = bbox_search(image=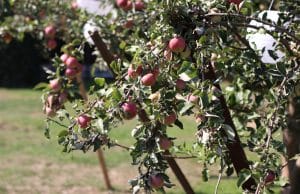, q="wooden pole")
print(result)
[76,73,113,190]
[90,30,195,193]
[205,62,257,191]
